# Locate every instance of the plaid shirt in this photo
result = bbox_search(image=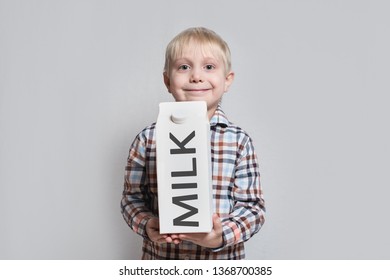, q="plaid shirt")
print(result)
[121,105,265,259]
